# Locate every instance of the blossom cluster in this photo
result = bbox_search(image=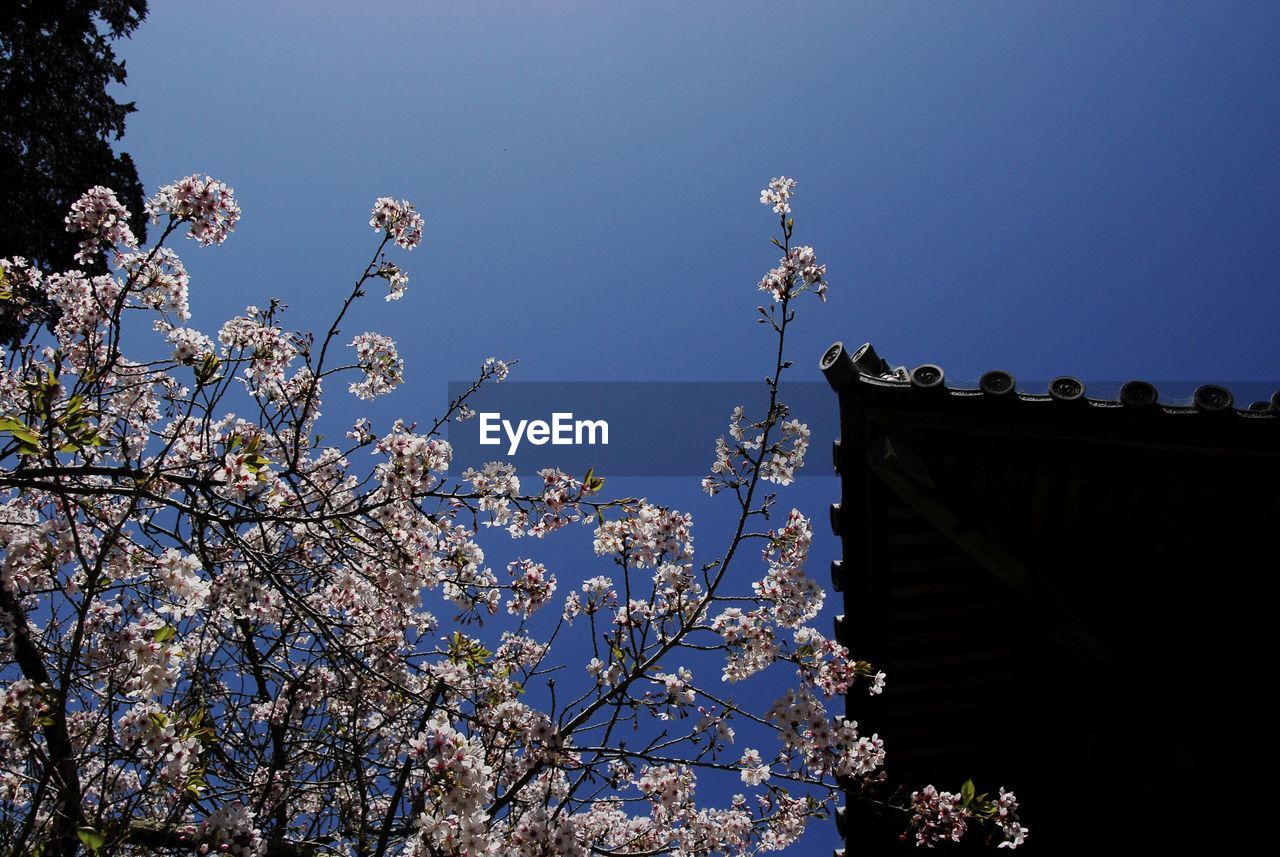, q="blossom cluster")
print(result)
[643,666,697,720]
[462,460,521,526]
[193,802,264,857]
[0,257,44,337]
[705,406,811,495]
[64,185,138,263]
[146,174,241,245]
[760,176,797,215]
[506,558,557,618]
[118,247,192,320]
[765,687,884,779]
[907,785,1028,850]
[757,244,828,302]
[483,356,511,381]
[377,261,410,301]
[761,417,811,485]
[592,503,693,568]
[165,325,216,364]
[711,606,778,682]
[46,269,123,346]
[349,331,403,400]
[373,419,452,493]
[755,510,824,627]
[370,196,425,250]
[219,307,299,393]
[0,177,1027,856]
[152,548,212,619]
